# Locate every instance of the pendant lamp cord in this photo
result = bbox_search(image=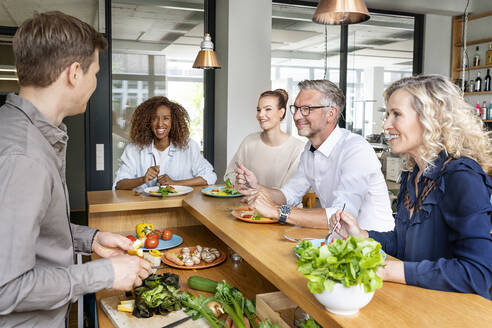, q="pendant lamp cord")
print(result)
[324,25,328,79]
